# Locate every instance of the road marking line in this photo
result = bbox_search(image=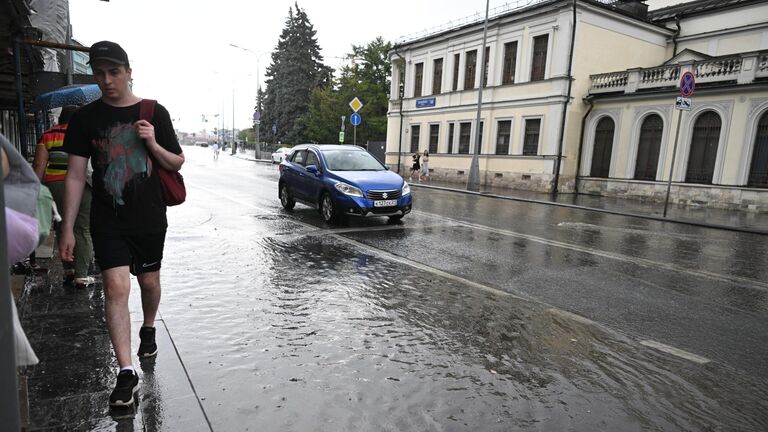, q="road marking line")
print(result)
[639,340,711,364]
[412,211,768,291]
[188,182,717,367]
